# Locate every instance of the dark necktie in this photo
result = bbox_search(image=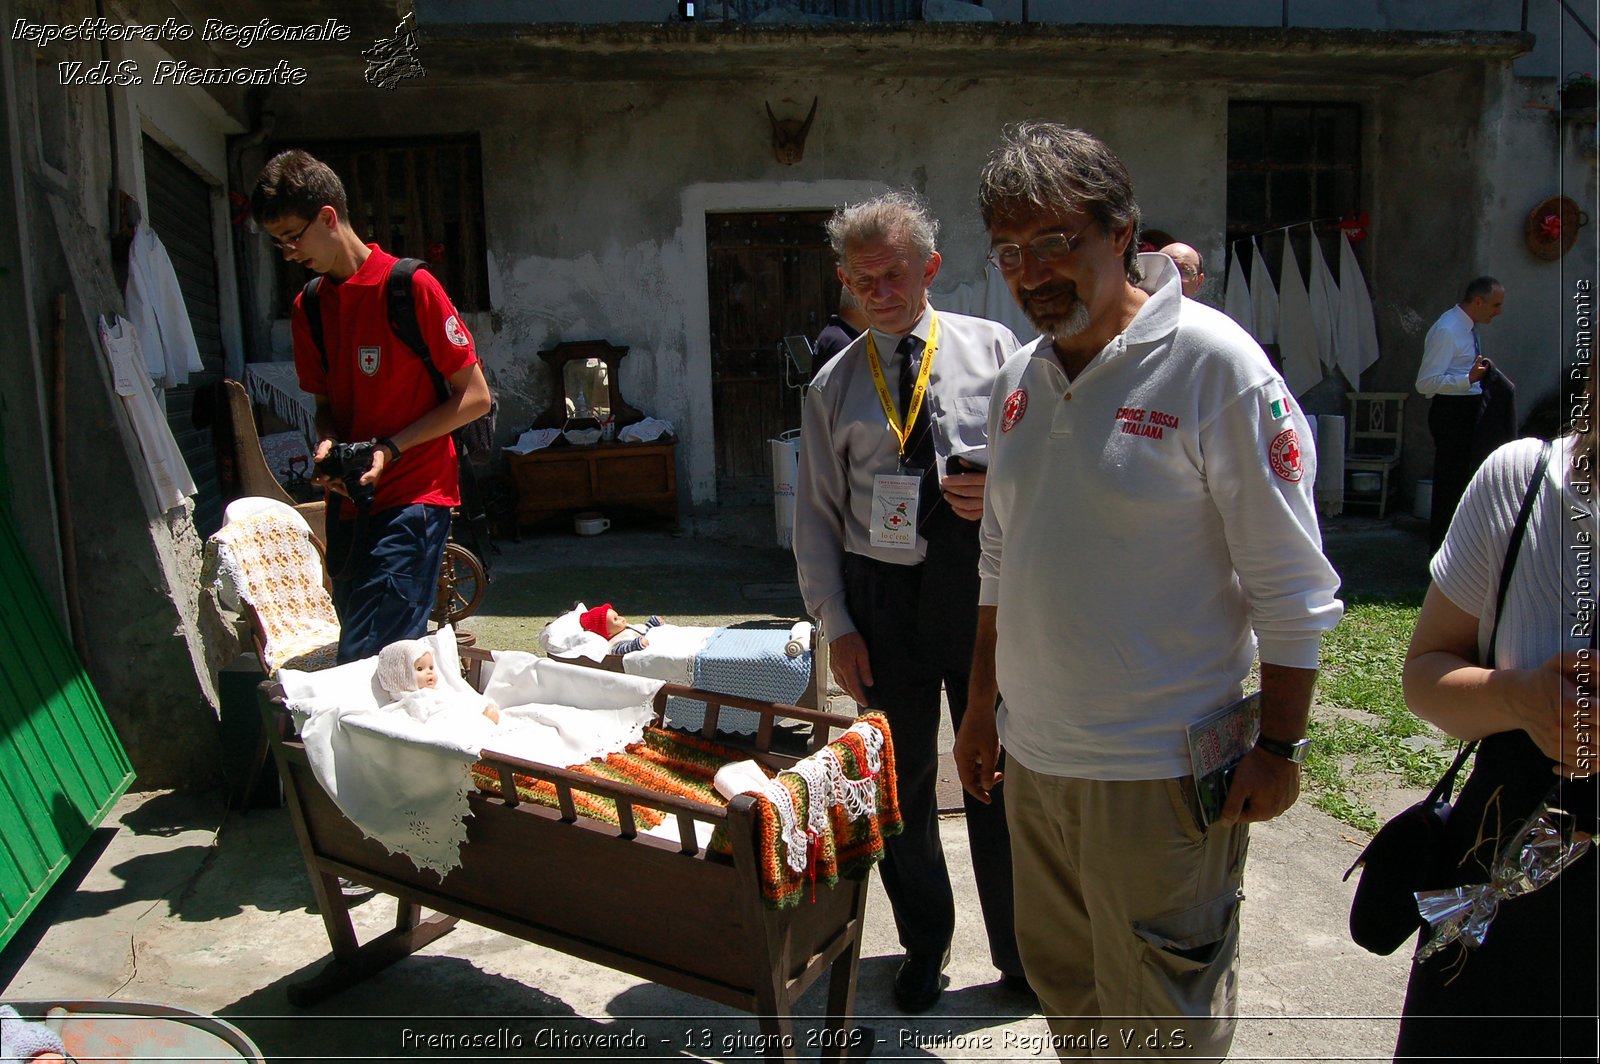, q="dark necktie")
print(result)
[895,335,939,524]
